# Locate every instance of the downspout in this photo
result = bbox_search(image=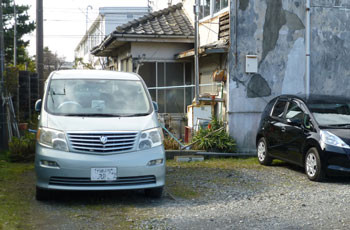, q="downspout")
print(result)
[306,0,311,97]
[194,0,200,105]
